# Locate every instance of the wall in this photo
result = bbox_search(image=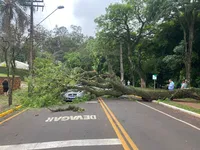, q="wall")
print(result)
[0,77,21,94]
